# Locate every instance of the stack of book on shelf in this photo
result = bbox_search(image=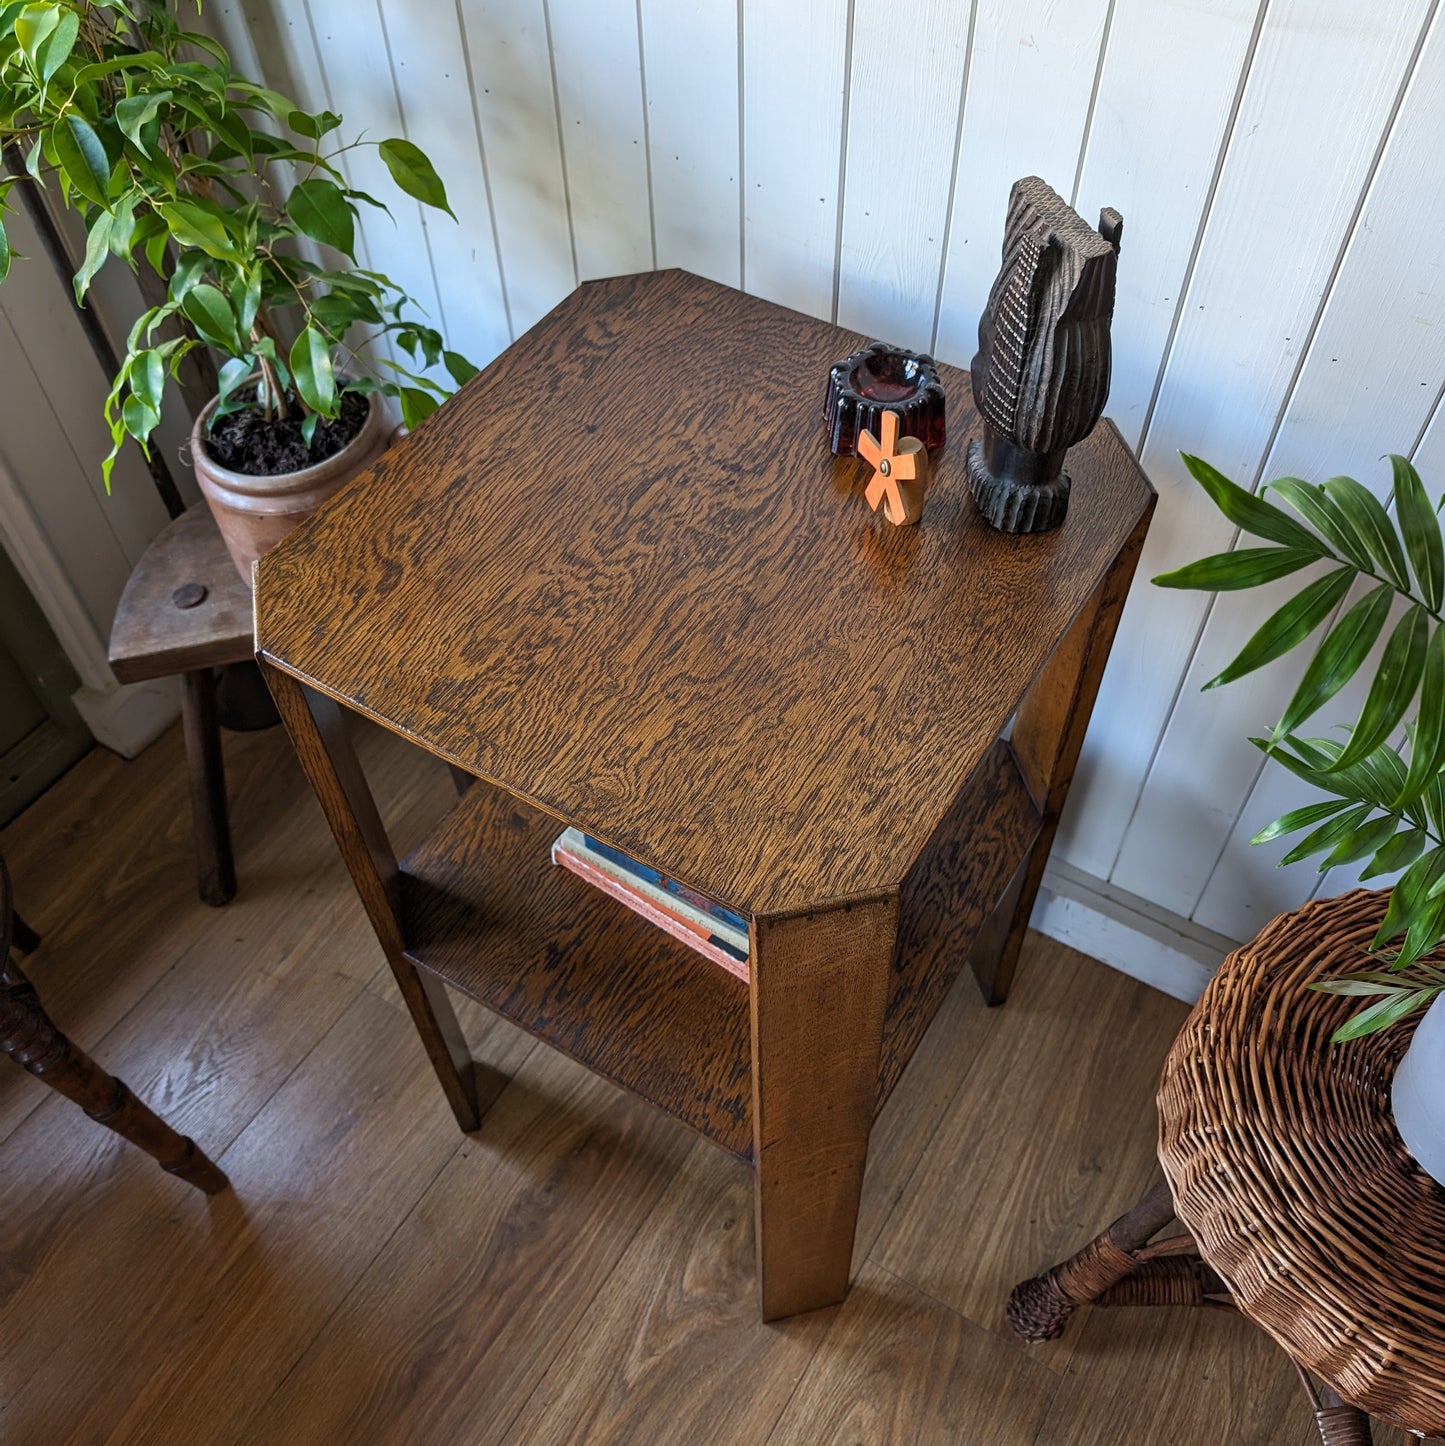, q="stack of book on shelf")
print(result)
[550,827,750,982]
